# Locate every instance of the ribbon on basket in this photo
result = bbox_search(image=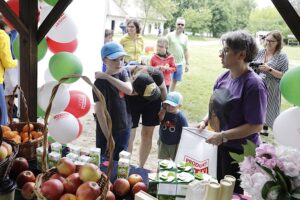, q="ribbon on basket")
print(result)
[40,74,115,200]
